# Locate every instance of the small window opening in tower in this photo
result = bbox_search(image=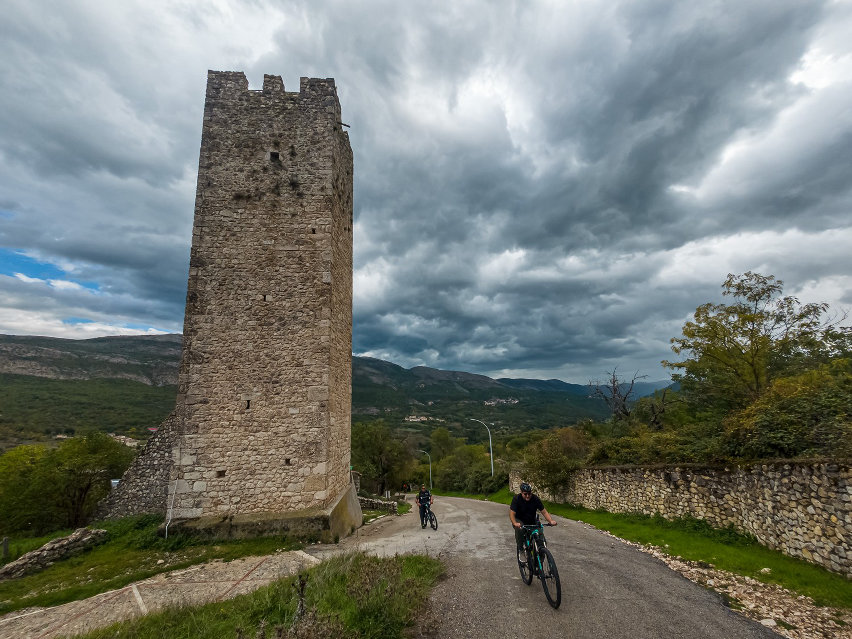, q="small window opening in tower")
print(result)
[217,470,226,478]
[311,228,316,234]
[285,458,292,466]
[269,151,280,161]
[246,399,251,410]
[263,294,269,301]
